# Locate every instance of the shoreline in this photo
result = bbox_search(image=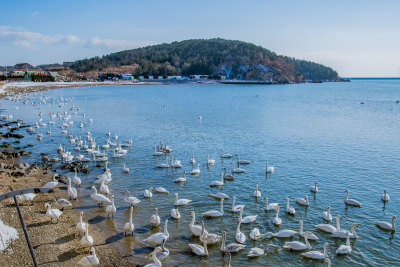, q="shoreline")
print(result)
[0,120,135,266]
